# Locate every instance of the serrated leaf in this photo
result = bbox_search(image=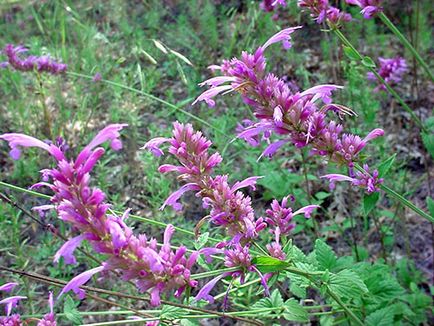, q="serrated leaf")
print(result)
[252,289,283,316]
[152,39,168,54]
[343,45,360,61]
[329,270,368,299]
[64,296,82,325]
[161,305,184,320]
[170,49,193,66]
[363,192,379,216]
[365,306,395,326]
[252,256,290,274]
[314,239,337,271]
[377,154,396,177]
[362,56,376,68]
[282,299,309,322]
